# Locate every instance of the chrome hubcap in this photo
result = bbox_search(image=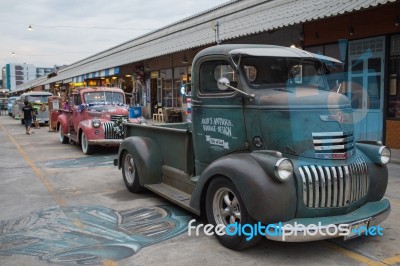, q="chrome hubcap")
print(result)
[59,125,64,142]
[82,133,88,151]
[124,154,135,184]
[212,187,241,232]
